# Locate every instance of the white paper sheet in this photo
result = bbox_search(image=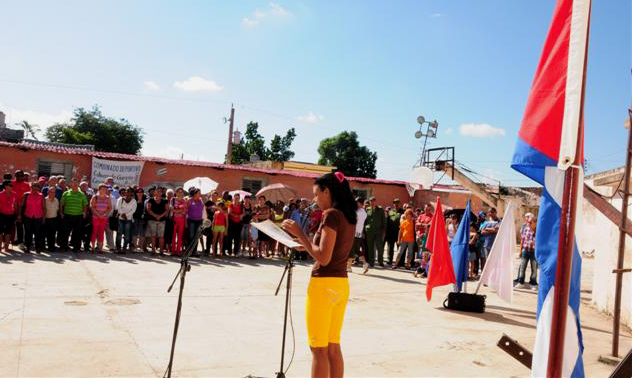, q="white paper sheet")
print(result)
[251,220,302,249]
